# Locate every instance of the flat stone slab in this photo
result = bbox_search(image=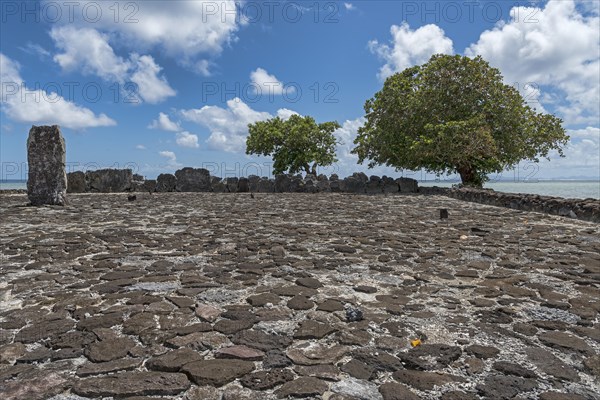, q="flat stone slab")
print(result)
[1,372,70,400]
[76,358,143,376]
[72,371,190,397]
[181,359,255,387]
[215,345,265,360]
[275,376,329,398]
[146,348,203,372]
[393,369,465,391]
